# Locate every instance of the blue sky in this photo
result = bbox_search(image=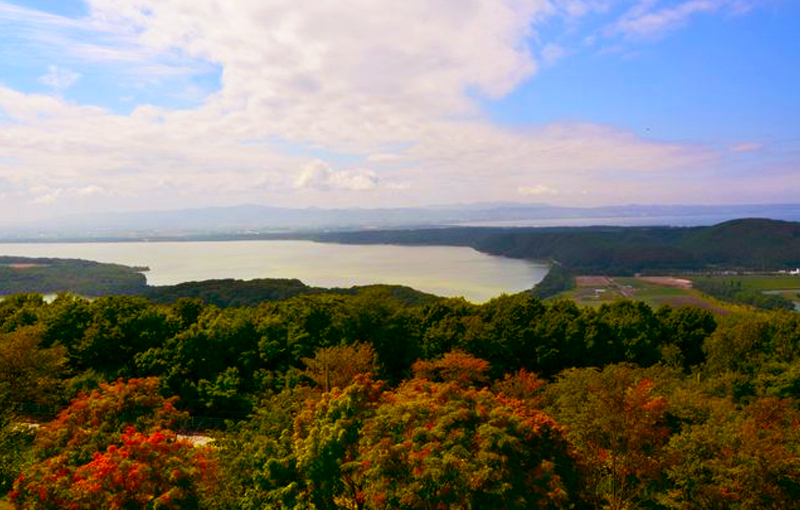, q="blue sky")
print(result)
[0,0,797,220]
